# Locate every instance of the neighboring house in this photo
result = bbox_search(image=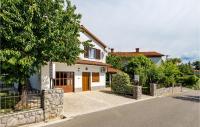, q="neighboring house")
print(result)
[30,25,109,93]
[109,48,165,65]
